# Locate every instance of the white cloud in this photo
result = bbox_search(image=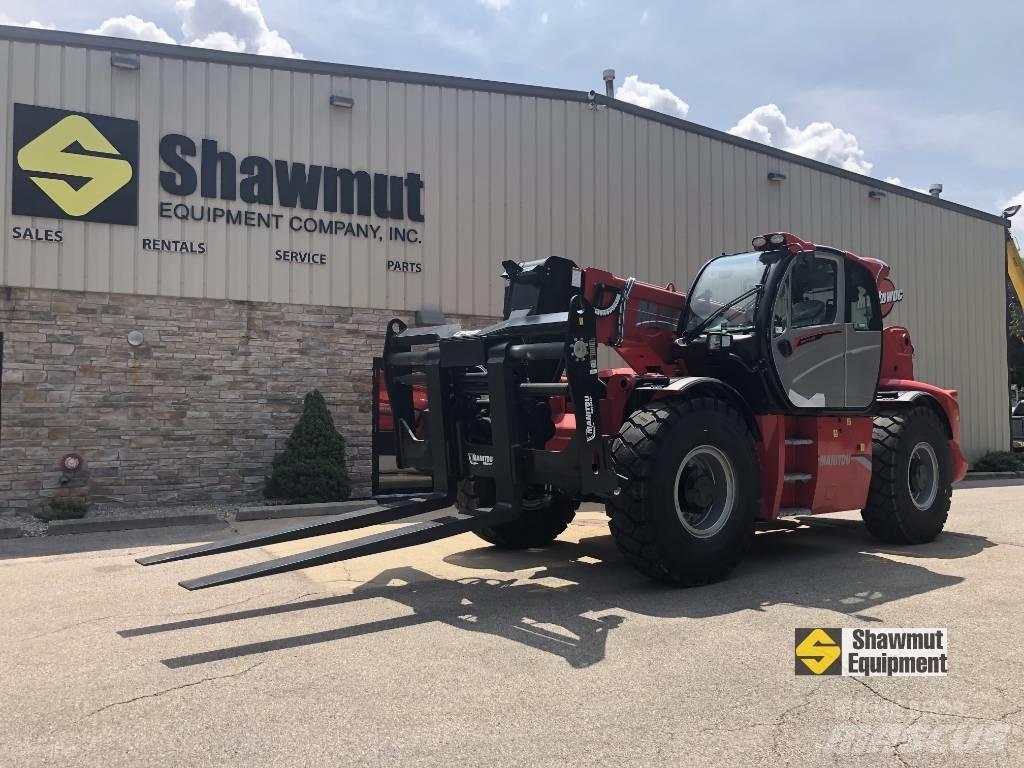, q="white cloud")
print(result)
[478,0,512,10]
[0,13,54,29]
[640,9,650,24]
[540,11,549,25]
[84,1,301,58]
[615,75,689,119]
[176,0,302,57]
[1003,191,1024,211]
[187,30,246,52]
[86,15,176,45]
[884,176,929,194]
[729,103,872,175]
